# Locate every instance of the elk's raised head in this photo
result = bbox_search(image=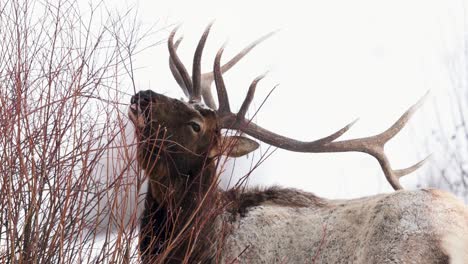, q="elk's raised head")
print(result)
[129,23,428,197]
[128,25,266,201]
[128,89,258,178]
